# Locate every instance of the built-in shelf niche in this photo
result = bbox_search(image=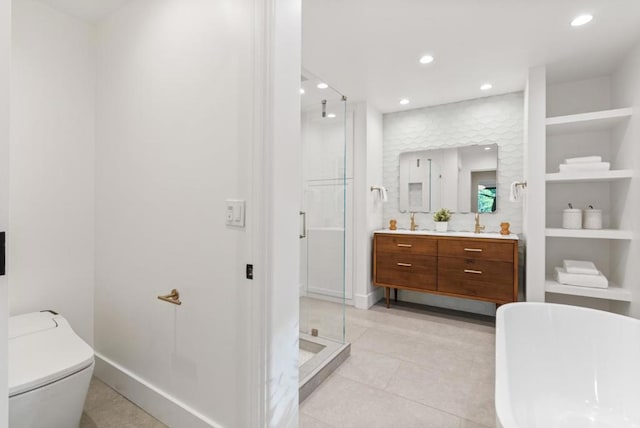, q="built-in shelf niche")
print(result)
[545,277,632,302]
[545,169,633,183]
[546,107,632,135]
[542,102,634,303]
[545,228,633,240]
